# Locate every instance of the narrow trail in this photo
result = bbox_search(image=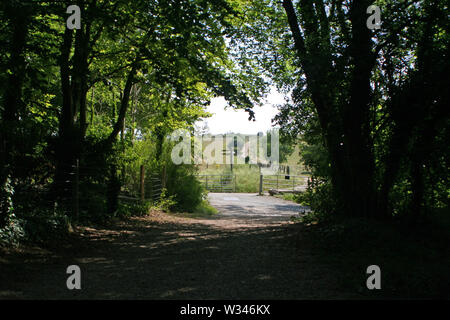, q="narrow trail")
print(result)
[0,193,361,299]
